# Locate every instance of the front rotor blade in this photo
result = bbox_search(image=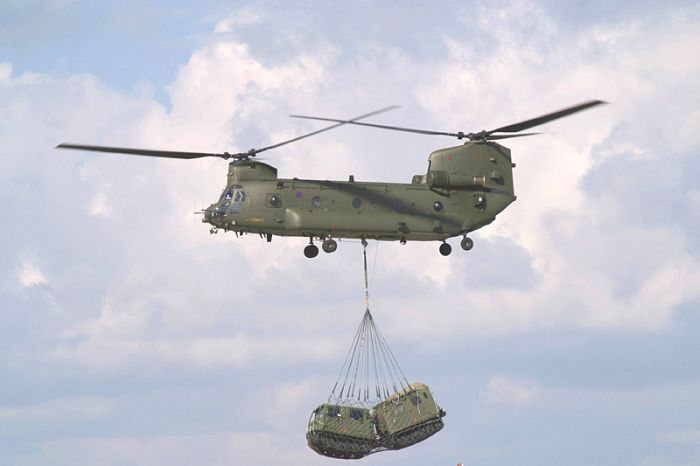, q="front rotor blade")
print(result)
[56,144,225,159]
[488,100,607,134]
[256,105,400,155]
[290,114,464,138]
